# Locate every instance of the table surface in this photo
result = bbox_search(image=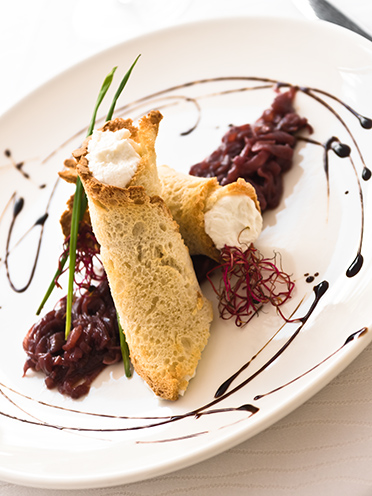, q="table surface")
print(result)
[1,1,372,495]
